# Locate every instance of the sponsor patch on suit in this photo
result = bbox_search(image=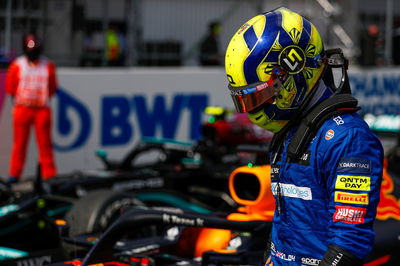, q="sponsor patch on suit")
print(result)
[334,191,369,205]
[337,158,371,174]
[271,164,280,180]
[335,175,371,191]
[333,206,366,224]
